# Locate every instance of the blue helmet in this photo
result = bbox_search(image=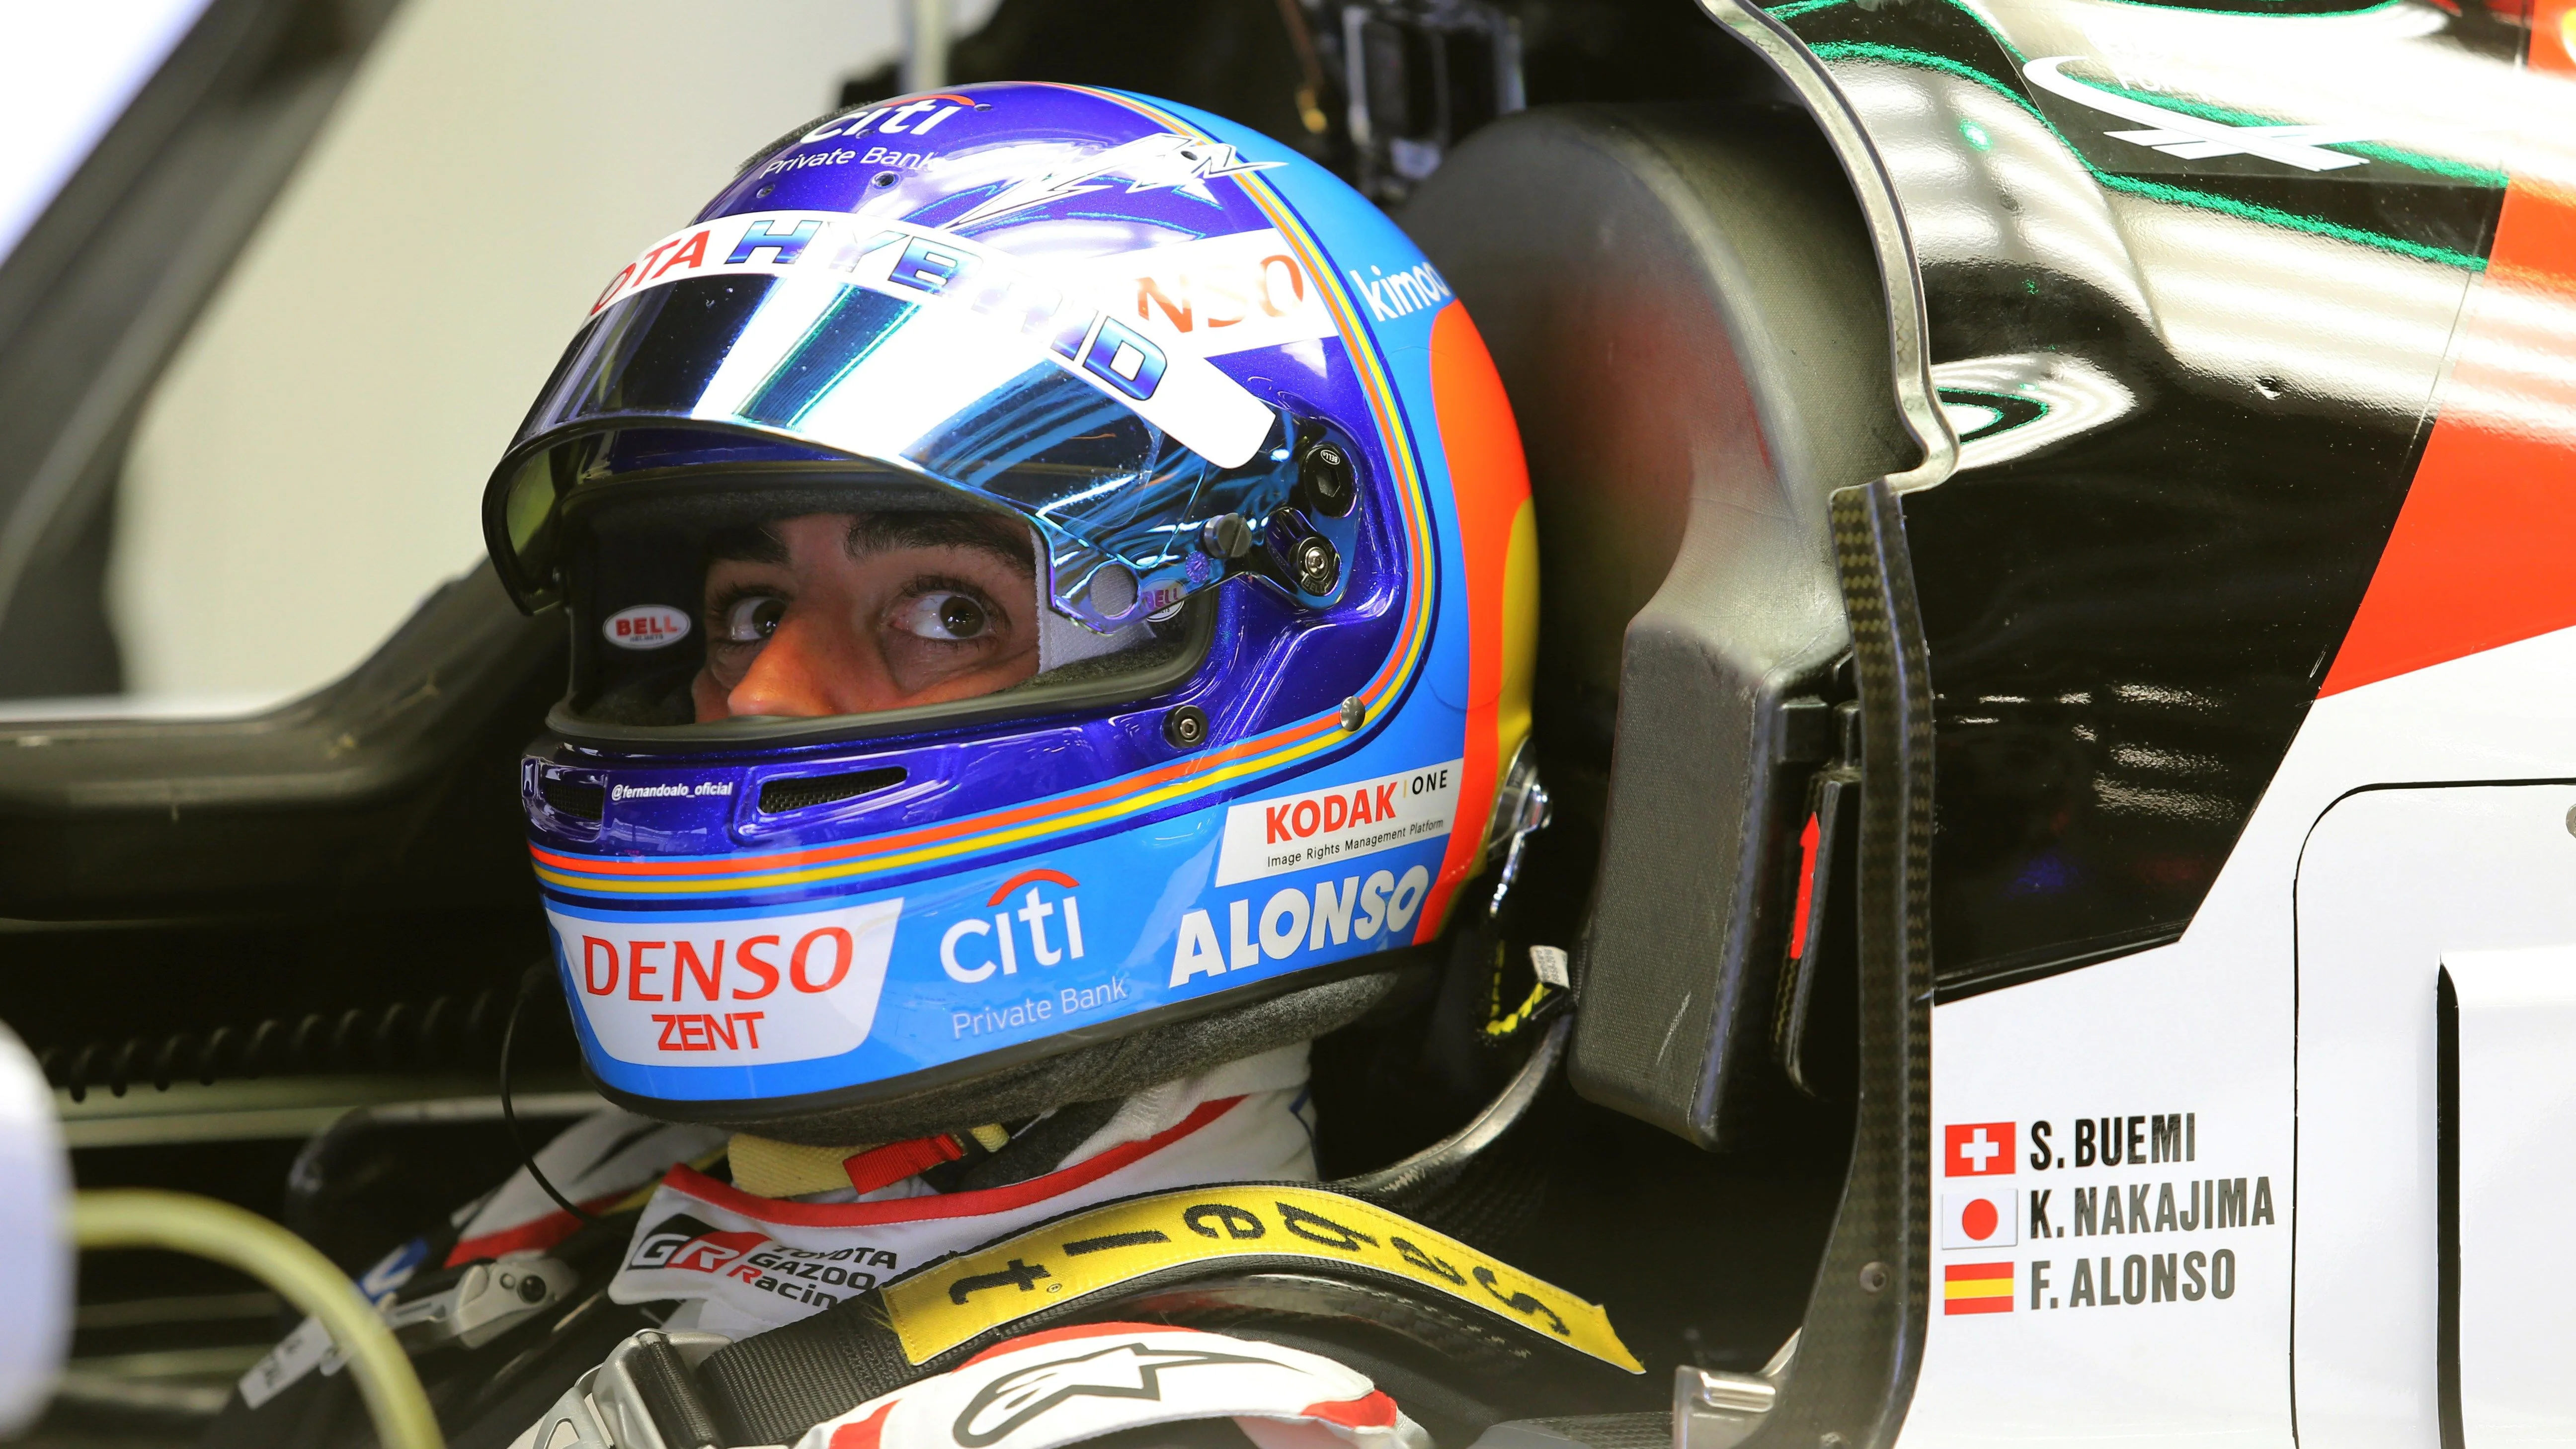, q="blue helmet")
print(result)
[483,83,1538,1140]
